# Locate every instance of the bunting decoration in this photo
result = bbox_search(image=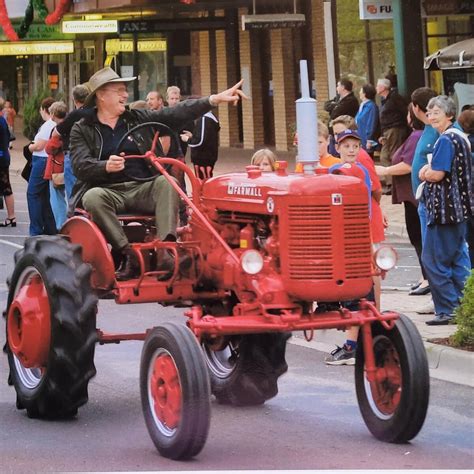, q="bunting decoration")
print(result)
[33,0,49,20]
[17,0,34,39]
[0,0,19,41]
[45,0,72,25]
